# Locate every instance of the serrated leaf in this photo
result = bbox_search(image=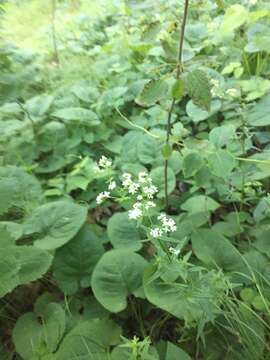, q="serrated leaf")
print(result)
[181,195,220,214]
[136,79,168,106]
[186,70,211,111]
